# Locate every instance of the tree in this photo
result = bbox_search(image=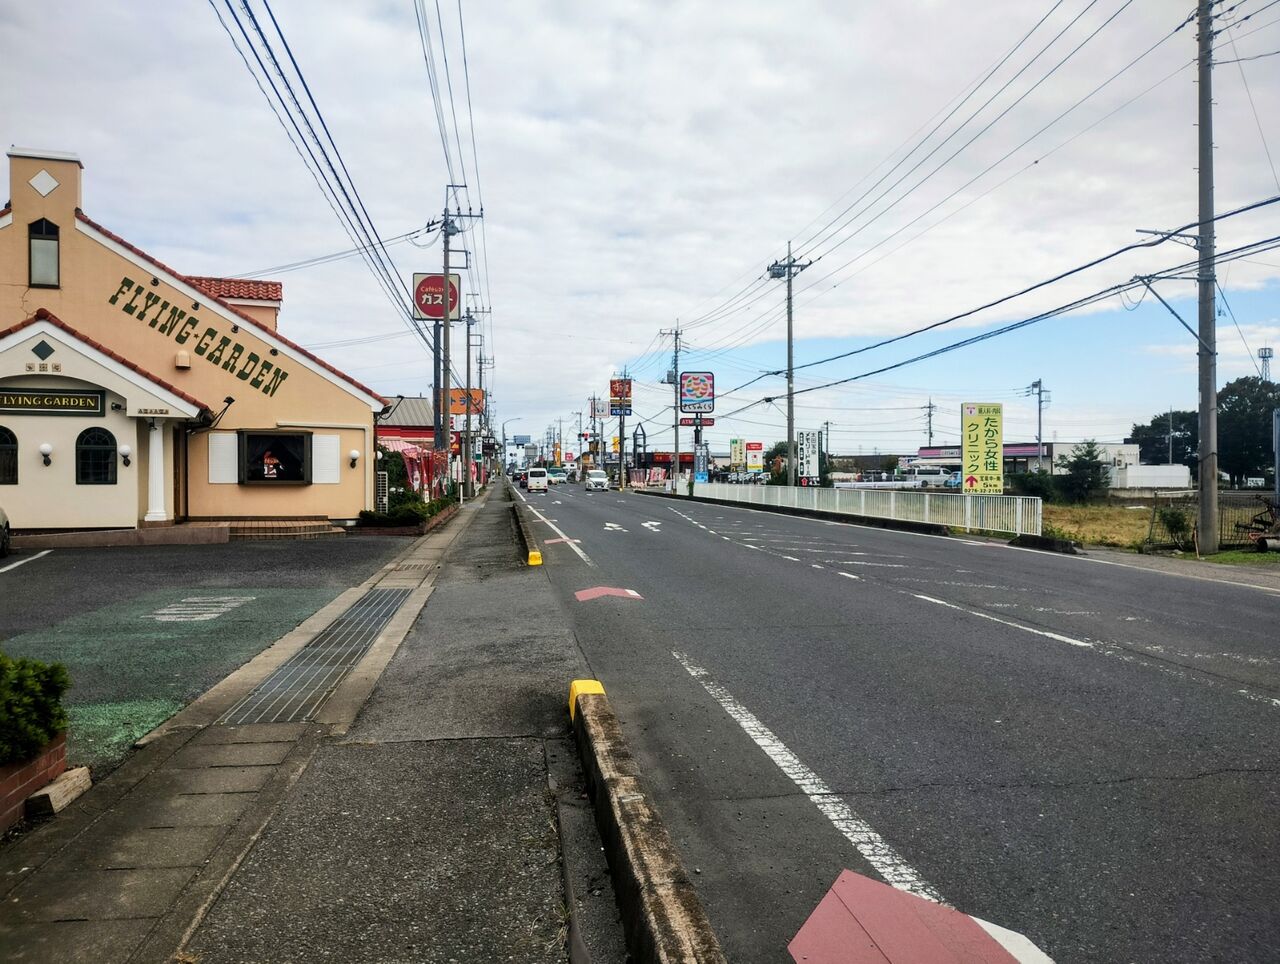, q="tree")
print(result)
[1056,439,1108,503]
[1217,376,1280,486]
[1128,410,1197,467]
